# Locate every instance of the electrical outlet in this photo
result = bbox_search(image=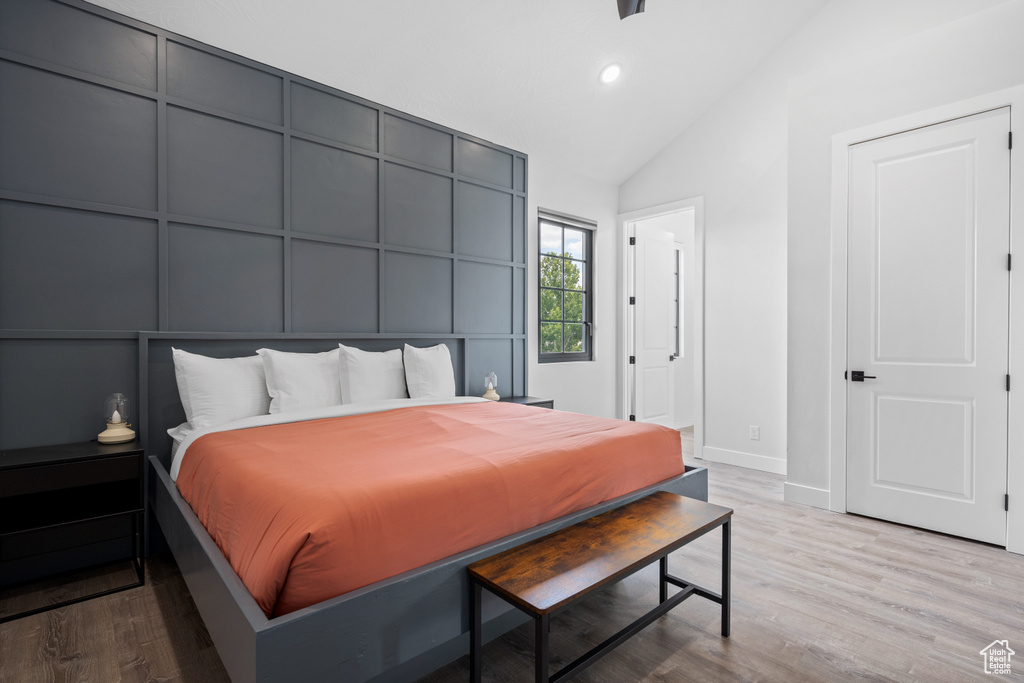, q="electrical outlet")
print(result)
[749,425,760,441]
